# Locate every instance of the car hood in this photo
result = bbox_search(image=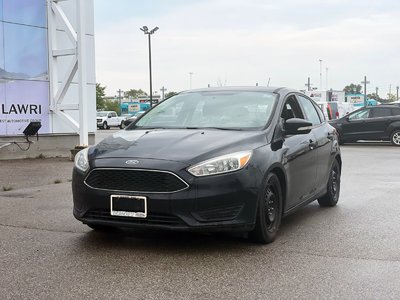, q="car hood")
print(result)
[89,129,268,164]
